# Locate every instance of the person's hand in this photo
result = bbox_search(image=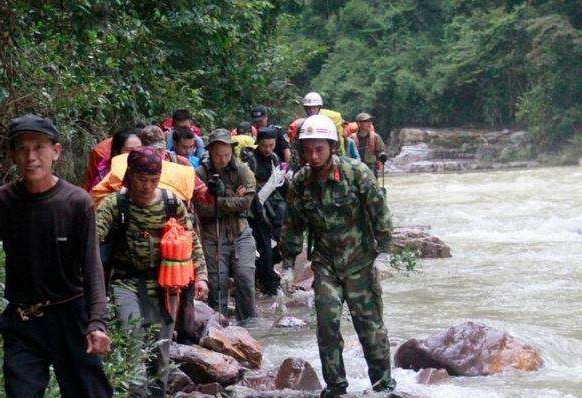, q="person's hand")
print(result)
[280,267,295,295]
[207,175,225,197]
[194,280,209,301]
[86,330,111,356]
